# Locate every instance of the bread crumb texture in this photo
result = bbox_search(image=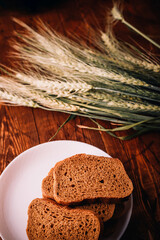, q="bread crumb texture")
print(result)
[42,171,54,199]
[42,168,115,222]
[26,198,101,240]
[53,154,133,204]
[74,200,115,222]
